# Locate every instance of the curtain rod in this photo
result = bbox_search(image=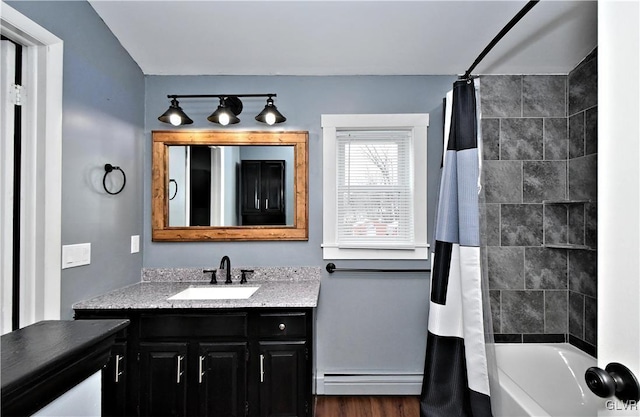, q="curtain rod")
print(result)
[461,0,540,79]
[326,263,430,274]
